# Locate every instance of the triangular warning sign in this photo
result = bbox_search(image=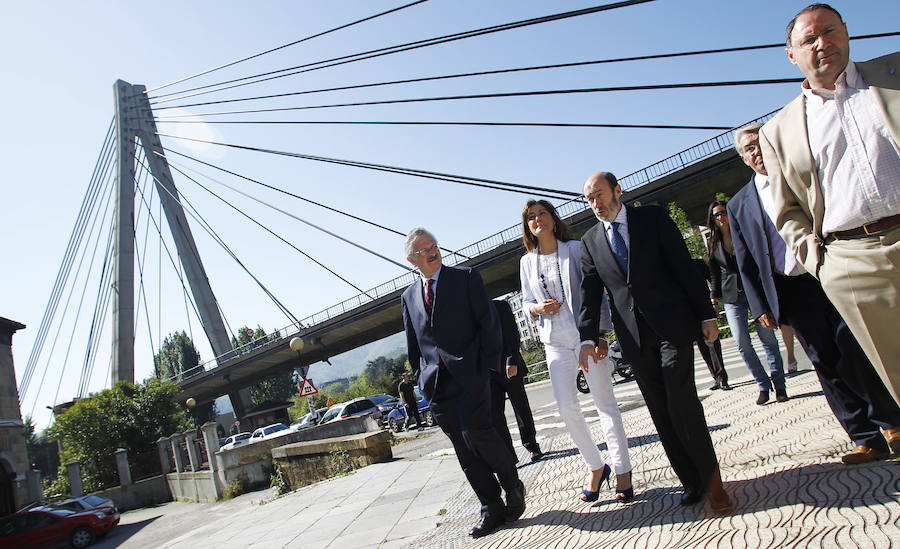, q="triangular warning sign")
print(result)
[298,378,318,397]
